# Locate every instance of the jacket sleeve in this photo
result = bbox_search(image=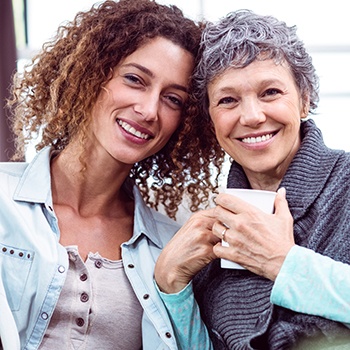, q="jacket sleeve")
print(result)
[156,281,214,349]
[271,245,350,327]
